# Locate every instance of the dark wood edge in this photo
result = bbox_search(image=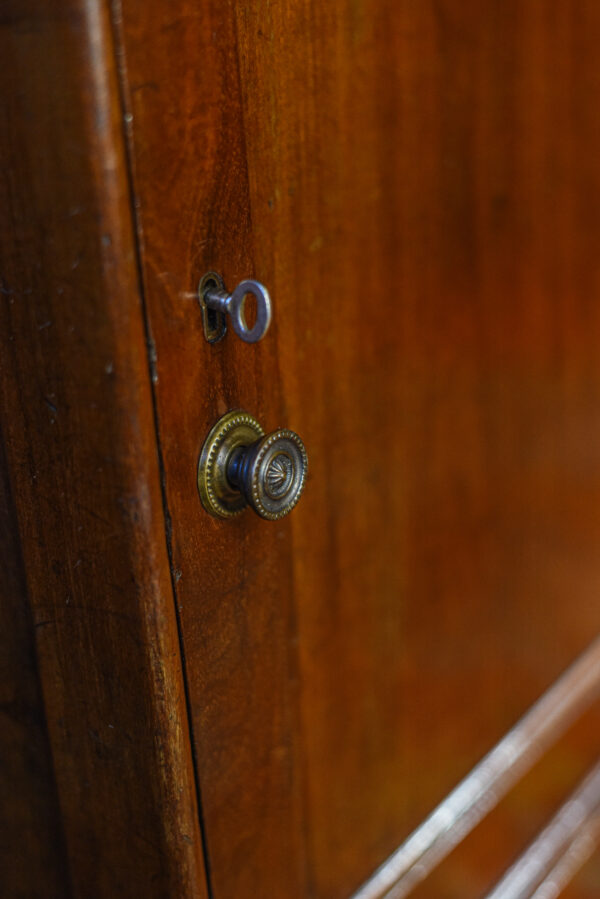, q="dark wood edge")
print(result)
[0,1,209,894]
